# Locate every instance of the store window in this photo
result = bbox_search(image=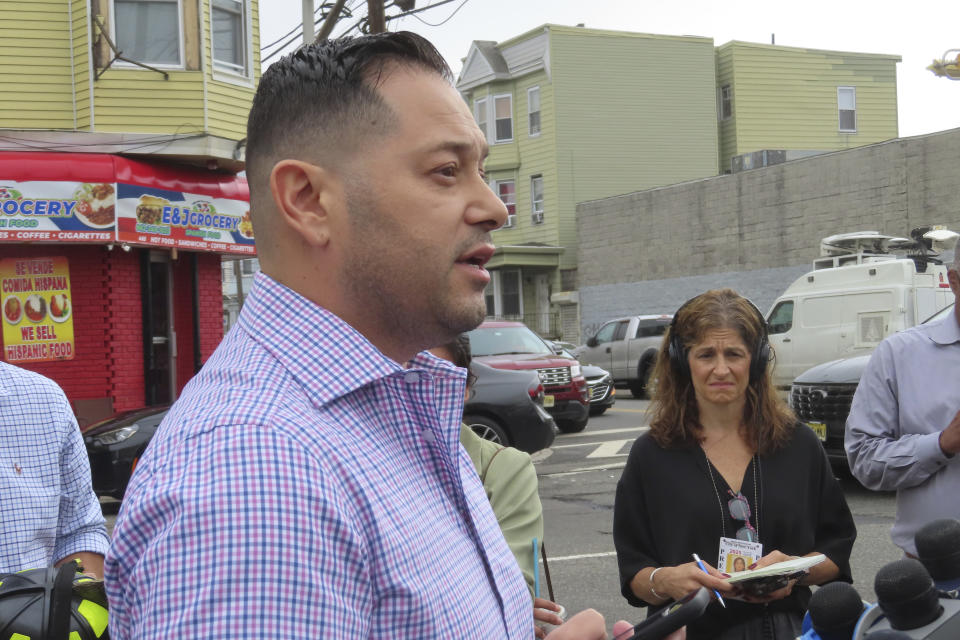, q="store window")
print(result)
[114,0,182,66]
[212,0,248,75]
